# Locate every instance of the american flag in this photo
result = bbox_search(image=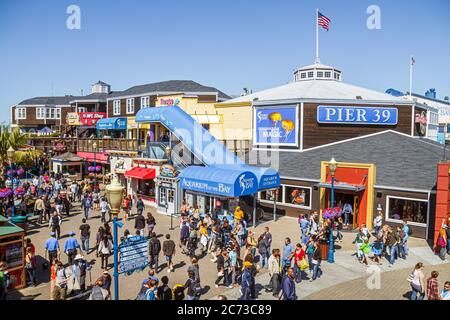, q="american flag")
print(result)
[318,11,331,31]
[411,56,416,65]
